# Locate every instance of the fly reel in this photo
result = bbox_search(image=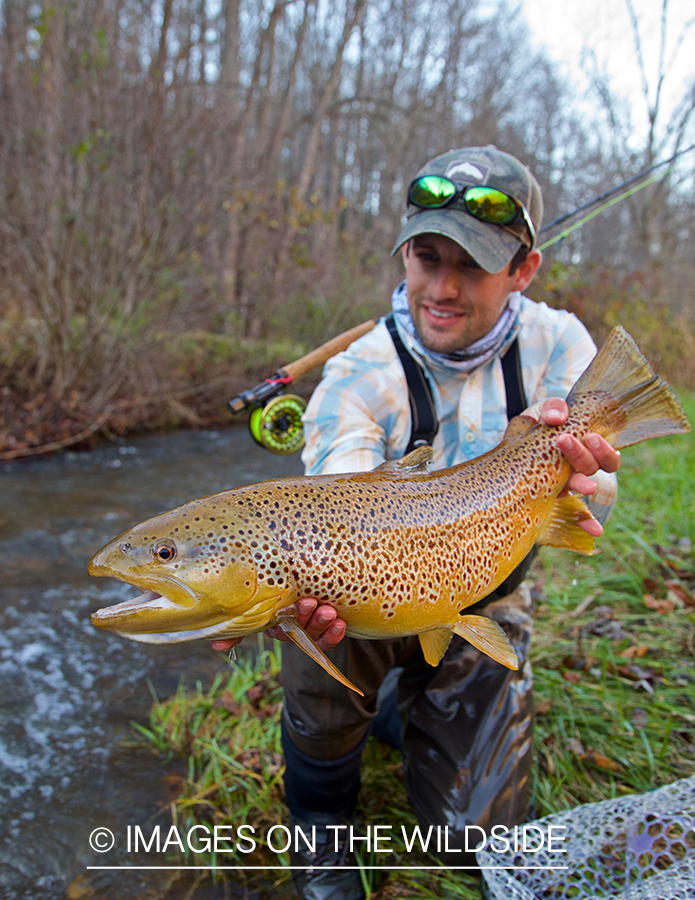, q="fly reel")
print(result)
[248,394,307,455]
